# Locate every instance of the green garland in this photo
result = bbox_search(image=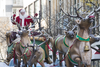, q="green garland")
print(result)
[55,36,62,45]
[20,42,25,49]
[76,34,90,41]
[63,36,69,48]
[68,53,78,65]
